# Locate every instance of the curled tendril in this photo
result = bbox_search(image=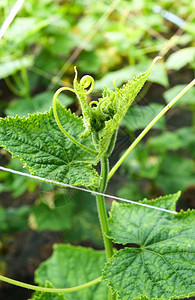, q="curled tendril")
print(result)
[80,75,95,94]
[74,66,94,95]
[89,100,99,107]
[53,86,98,156]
